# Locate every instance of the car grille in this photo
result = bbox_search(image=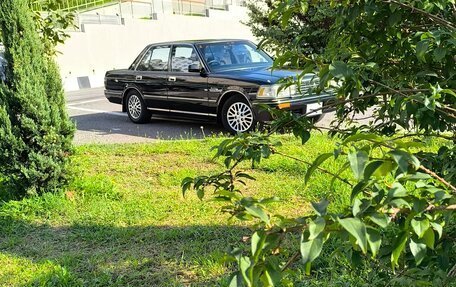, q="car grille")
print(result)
[294,79,319,97]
